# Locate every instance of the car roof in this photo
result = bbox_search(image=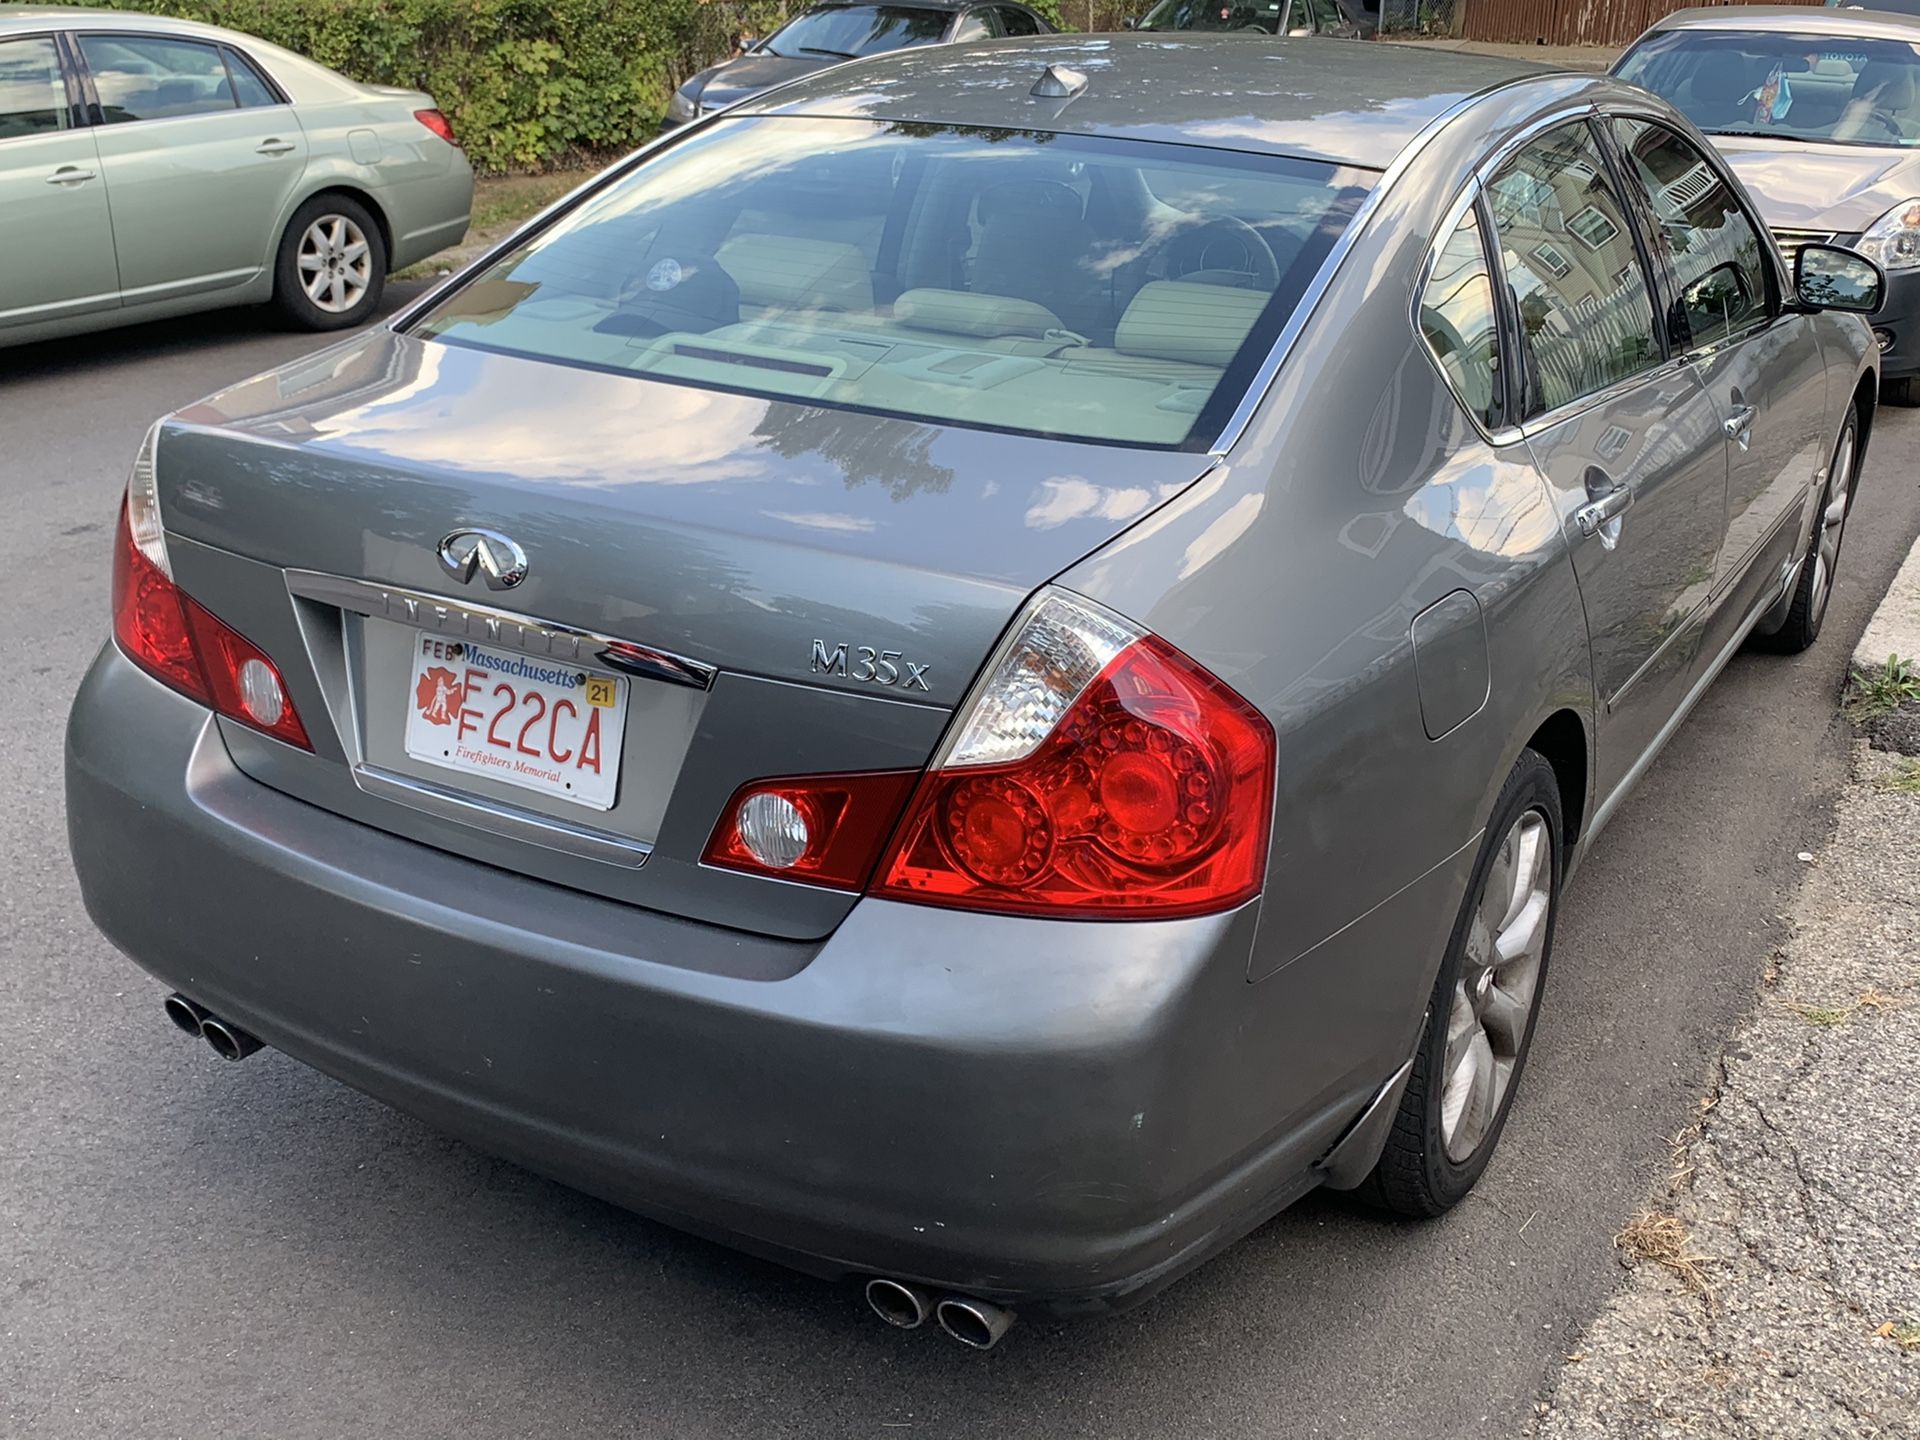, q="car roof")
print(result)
[0,5,243,40]
[736,34,1555,169]
[1646,4,1920,39]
